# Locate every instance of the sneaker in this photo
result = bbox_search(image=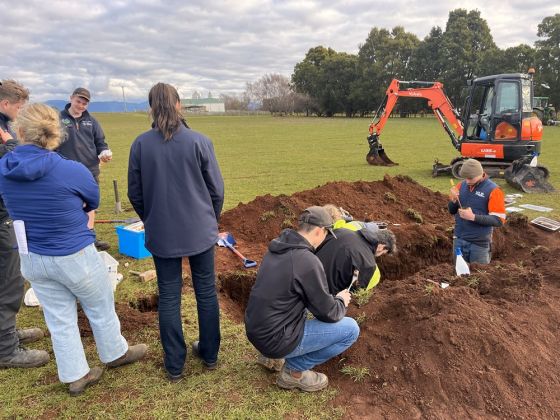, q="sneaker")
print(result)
[276,366,329,392]
[17,328,45,344]
[0,346,49,369]
[191,341,217,370]
[106,344,148,368]
[256,354,284,372]
[68,367,104,396]
[94,239,111,251]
